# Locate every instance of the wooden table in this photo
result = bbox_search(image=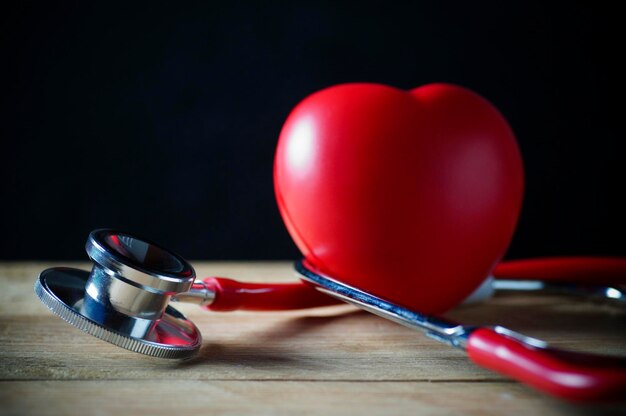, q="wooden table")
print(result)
[1,262,625,415]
